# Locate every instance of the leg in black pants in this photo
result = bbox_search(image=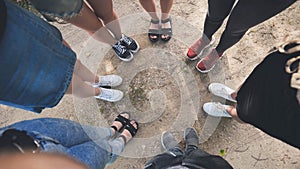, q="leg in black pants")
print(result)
[216,0,297,53]
[193,0,296,73]
[203,0,236,40]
